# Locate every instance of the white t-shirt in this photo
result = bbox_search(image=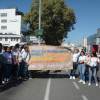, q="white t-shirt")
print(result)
[22,51,30,63]
[5,52,12,64]
[16,51,22,62]
[73,52,80,62]
[79,55,87,63]
[89,57,100,67]
[86,56,91,65]
[21,49,25,54]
